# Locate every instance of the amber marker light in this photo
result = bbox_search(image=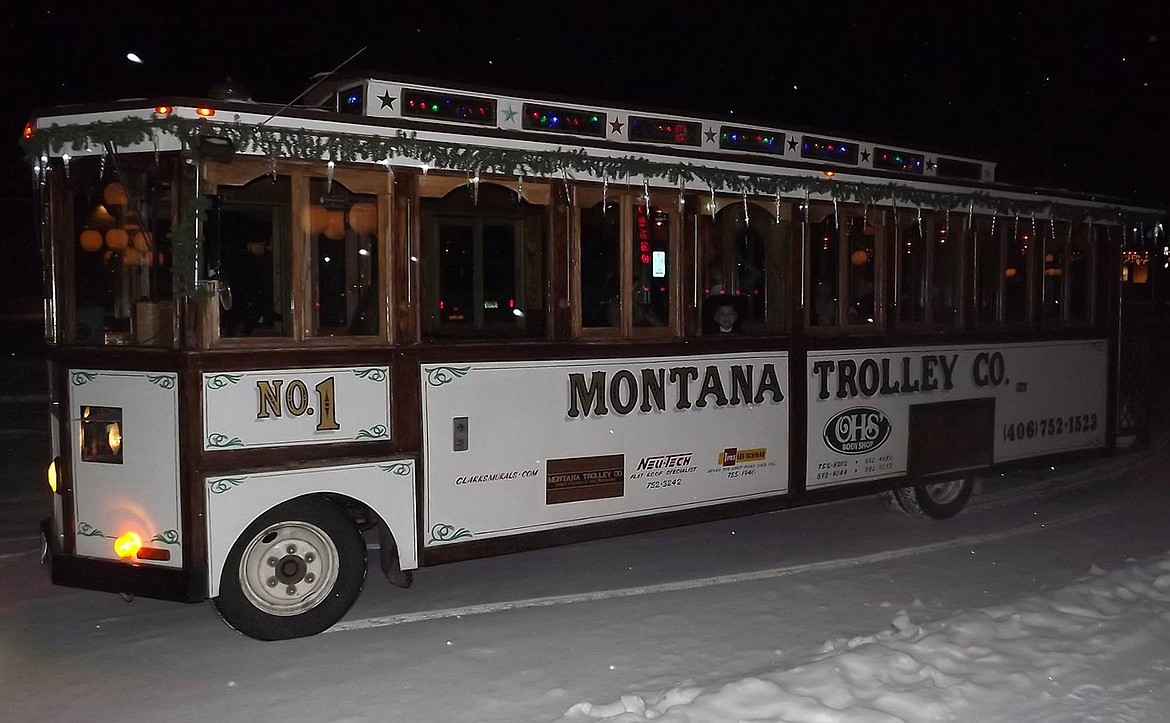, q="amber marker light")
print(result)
[823,169,836,178]
[114,532,143,559]
[154,105,173,116]
[22,120,35,139]
[195,107,215,117]
[47,458,58,494]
